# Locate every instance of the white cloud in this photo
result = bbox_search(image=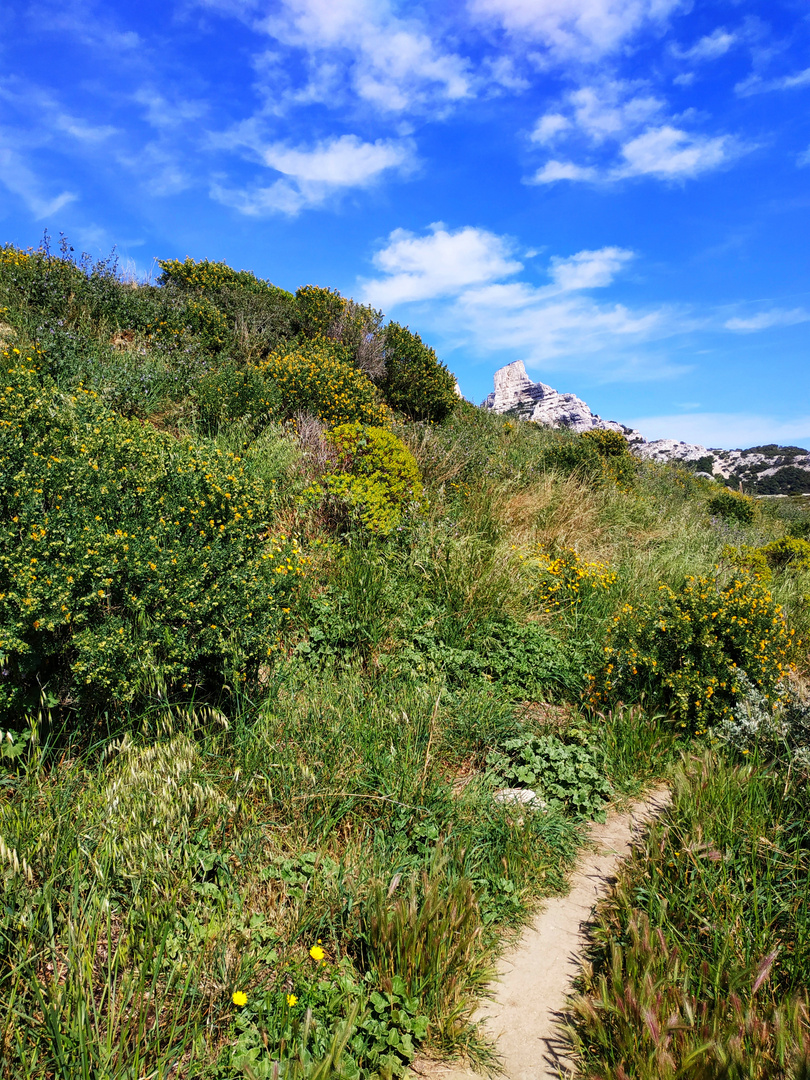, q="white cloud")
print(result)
[467,0,683,60]
[565,82,663,142]
[360,224,681,380]
[0,138,77,219]
[203,0,473,114]
[736,67,810,97]
[724,308,810,332]
[549,246,634,289]
[533,159,598,183]
[673,27,737,63]
[627,412,810,449]
[361,224,523,306]
[618,125,732,178]
[531,113,570,144]
[451,281,667,372]
[528,81,736,185]
[211,134,413,216]
[798,146,810,168]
